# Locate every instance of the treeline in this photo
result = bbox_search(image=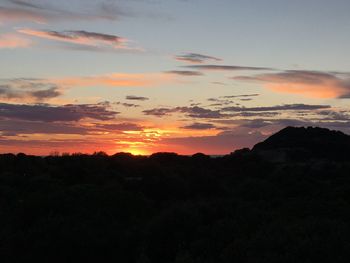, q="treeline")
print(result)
[1,149,350,262]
